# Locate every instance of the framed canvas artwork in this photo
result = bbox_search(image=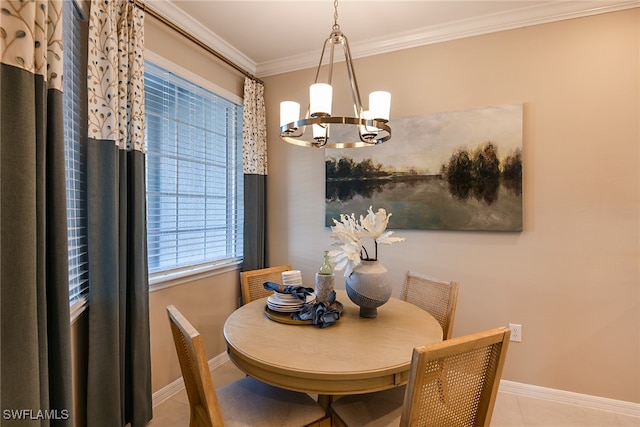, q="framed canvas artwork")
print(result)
[325,104,523,231]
